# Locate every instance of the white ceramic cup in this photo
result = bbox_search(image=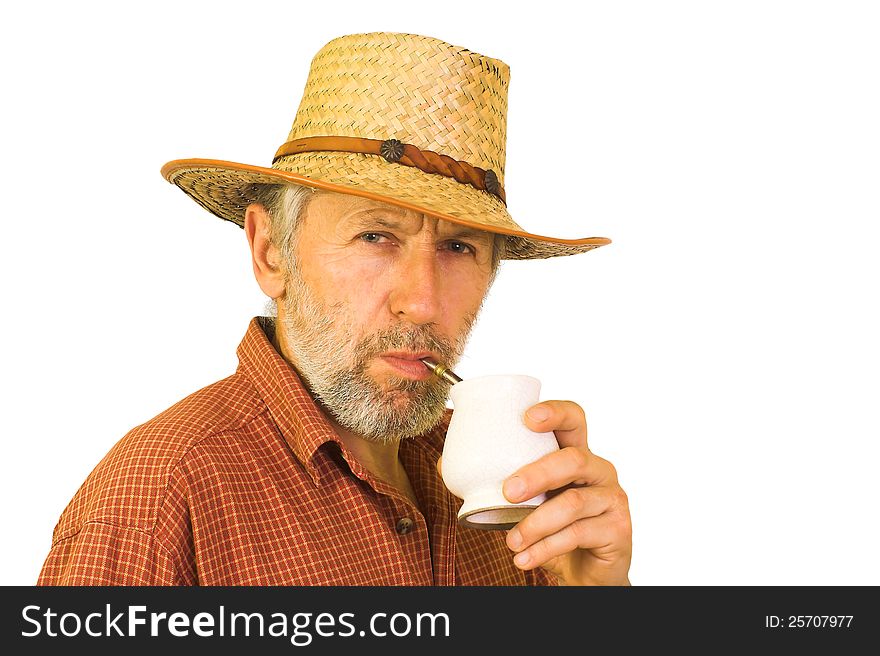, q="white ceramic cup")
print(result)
[441,374,559,530]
